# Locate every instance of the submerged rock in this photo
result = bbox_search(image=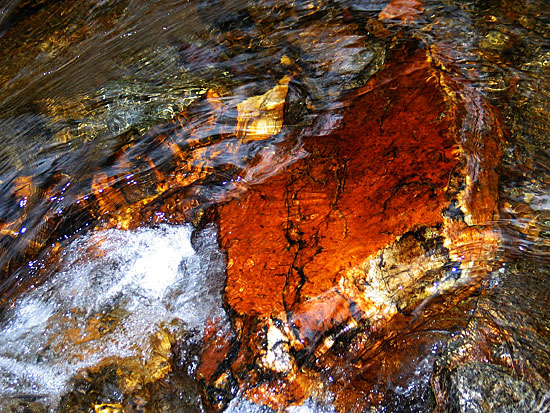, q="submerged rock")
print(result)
[200,41,503,410]
[0,224,225,412]
[436,360,538,412]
